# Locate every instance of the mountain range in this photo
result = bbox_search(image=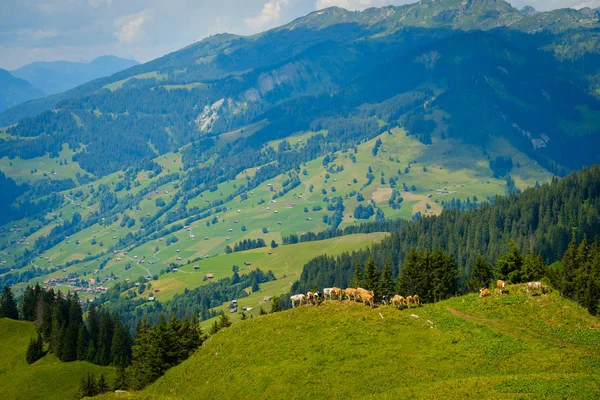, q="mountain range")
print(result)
[10,56,139,96]
[1,0,599,177]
